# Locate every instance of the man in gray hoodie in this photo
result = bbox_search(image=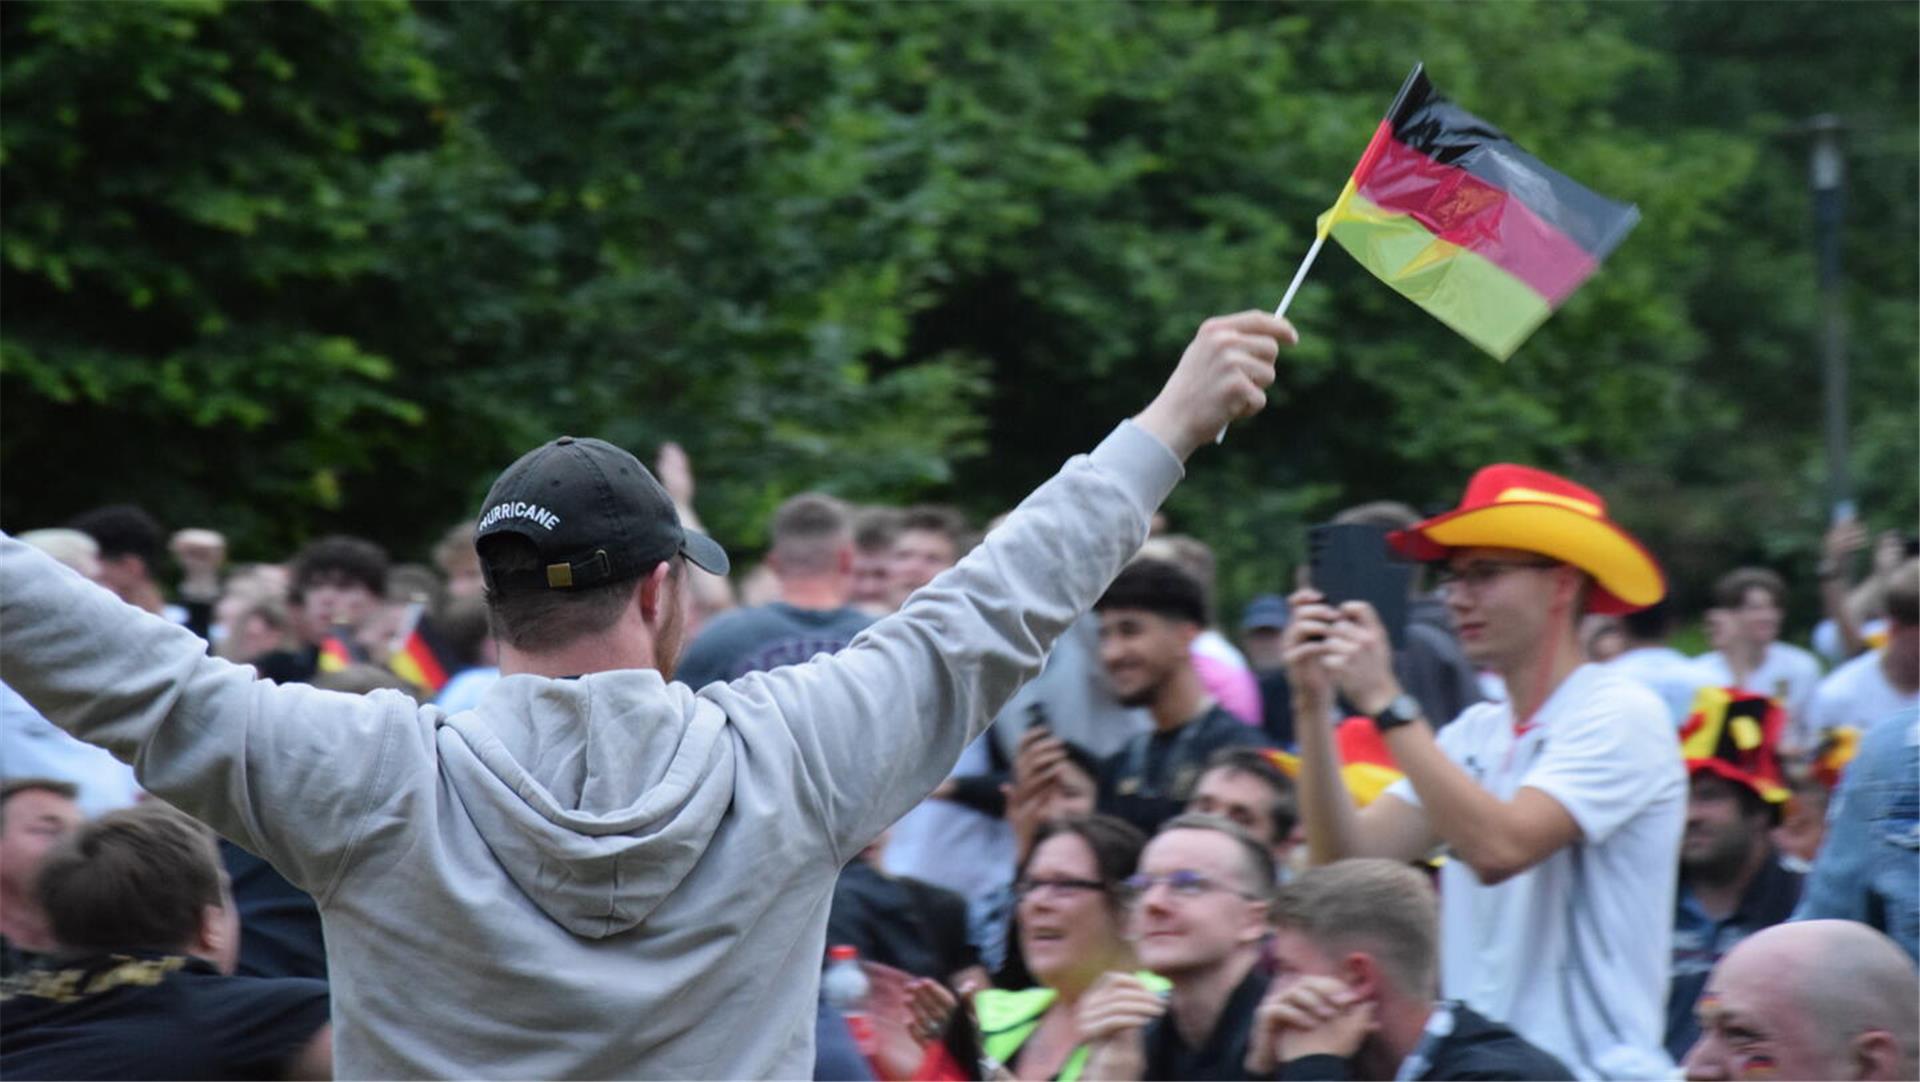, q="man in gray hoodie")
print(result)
[0,309,1295,1079]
